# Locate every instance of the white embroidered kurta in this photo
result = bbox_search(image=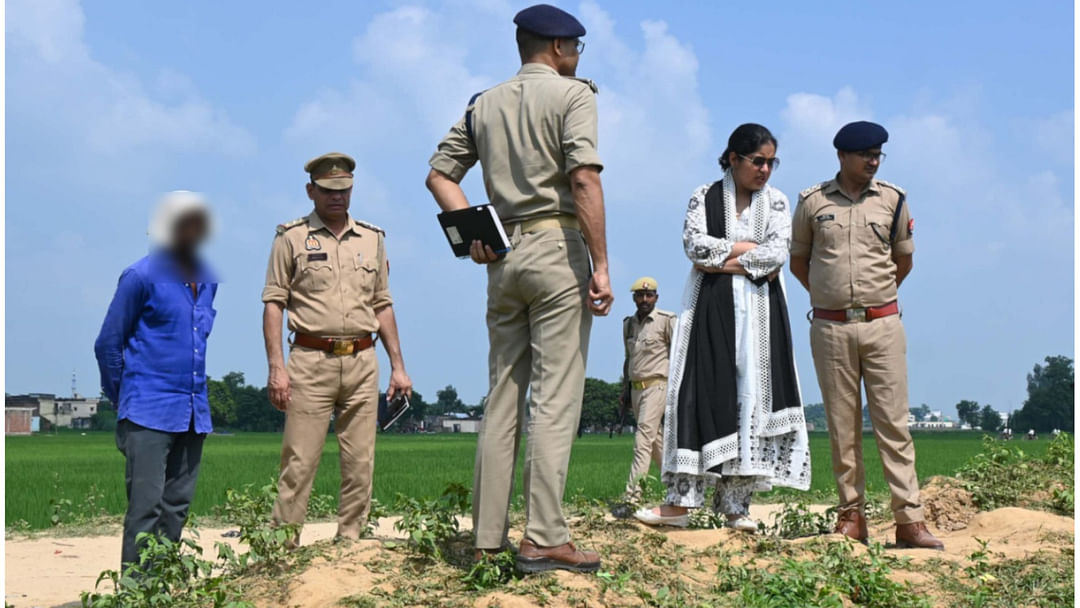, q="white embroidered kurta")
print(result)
[662,175,811,493]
